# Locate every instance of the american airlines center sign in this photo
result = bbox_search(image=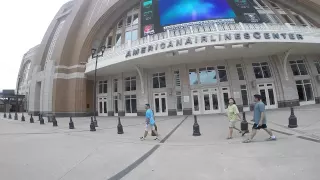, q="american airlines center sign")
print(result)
[125,32,304,58]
